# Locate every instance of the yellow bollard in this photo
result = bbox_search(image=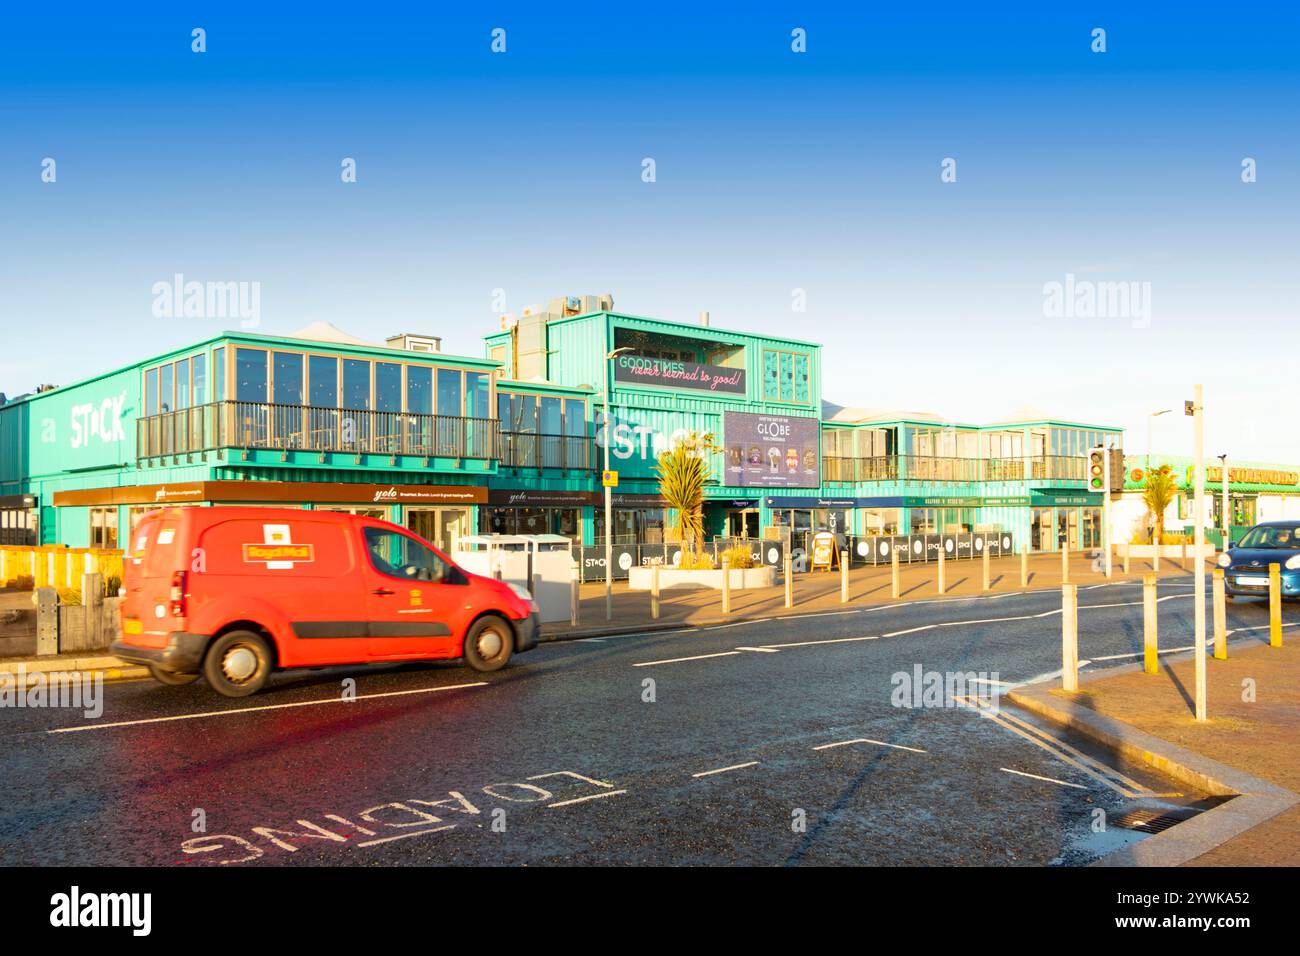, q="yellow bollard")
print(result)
[1143,573,1158,673]
[1212,568,1227,660]
[937,547,945,595]
[1061,584,1078,692]
[982,544,991,591]
[891,549,900,599]
[1061,544,1069,585]
[651,562,661,620]
[783,553,793,608]
[840,551,849,603]
[720,555,731,615]
[1123,546,1130,575]
[1270,563,1283,647]
[1020,544,1028,587]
